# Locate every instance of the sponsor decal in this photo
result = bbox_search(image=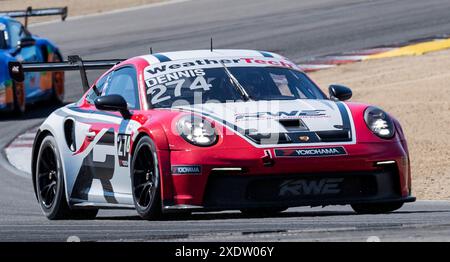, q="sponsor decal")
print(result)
[146,69,207,87]
[275,146,347,157]
[171,165,202,175]
[146,58,296,75]
[117,134,131,167]
[279,178,344,196]
[147,59,241,75]
[241,57,296,68]
[299,135,310,142]
[10,65,20,73]
[144,57,298,82]
[235,110,328,121]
